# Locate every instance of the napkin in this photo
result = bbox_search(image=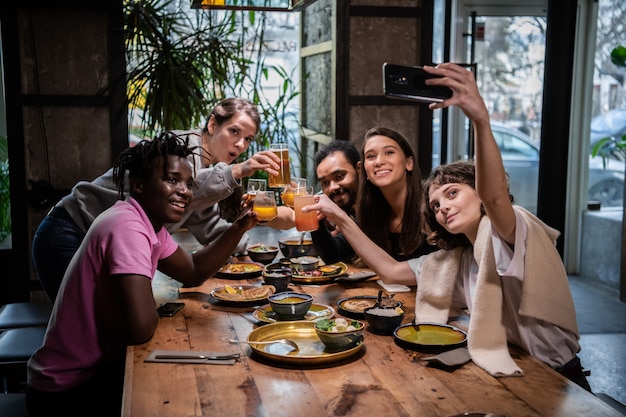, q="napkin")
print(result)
[422,347,471,368]
[145,349,238,365]
[335,271,377,283]
[376,280,411,293]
